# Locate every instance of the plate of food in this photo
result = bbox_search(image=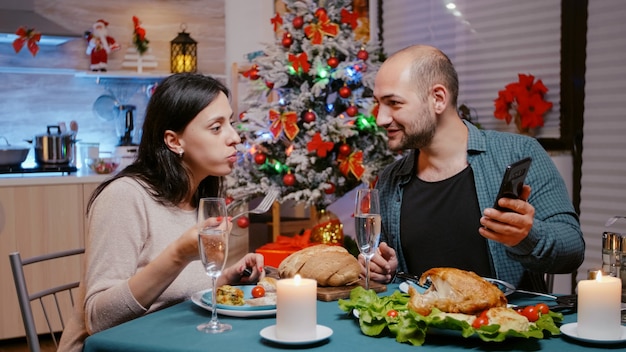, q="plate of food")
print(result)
[190,278,277,317]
